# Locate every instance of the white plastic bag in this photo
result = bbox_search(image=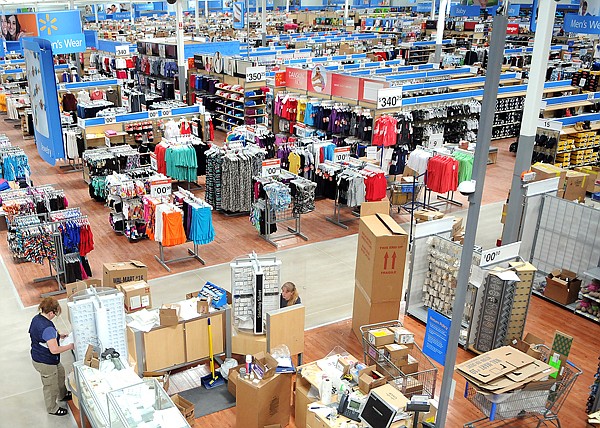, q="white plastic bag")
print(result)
[219,358,239,380]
